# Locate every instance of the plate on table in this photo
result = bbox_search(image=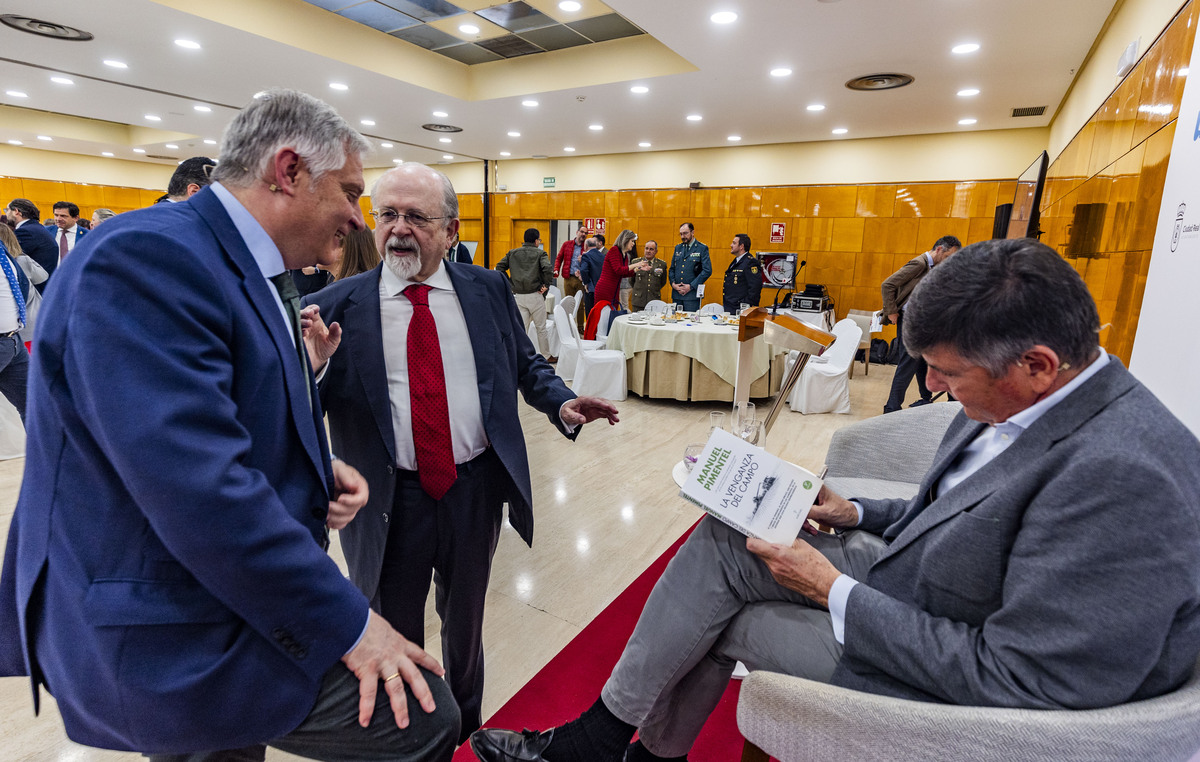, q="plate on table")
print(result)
[626,318,647,325]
